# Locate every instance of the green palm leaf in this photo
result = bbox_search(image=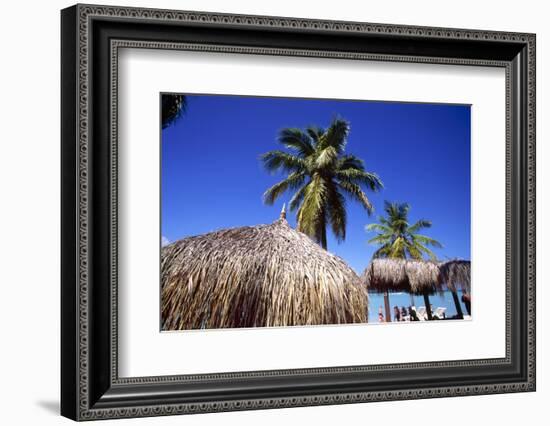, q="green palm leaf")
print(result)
[336,169,383,192]
[412,234,443,248]
[337,154,365,170]
[367,234,393,245]
[288,184,308,212]
[327,186,347,242]
[408,219,432,233]
[319,118,349,153]
[263,172,305,205]
[278,128,315,156]
[337,181,373,213]
[260,150,306,174]
[365,223,392,233]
